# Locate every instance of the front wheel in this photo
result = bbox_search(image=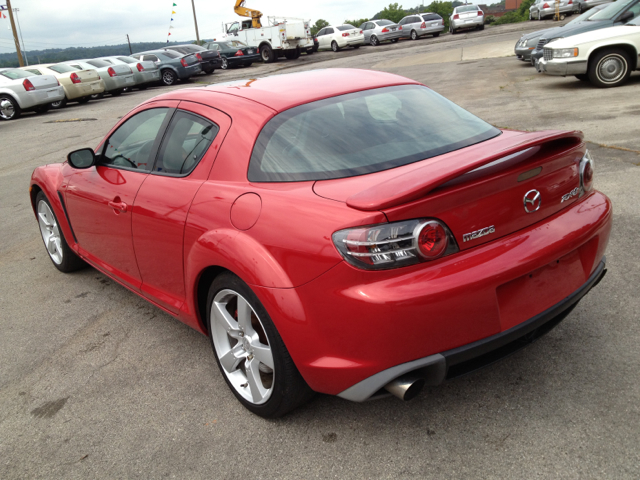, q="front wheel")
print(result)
[35,192,86,272]
[207,273,314,418]
[77,97,91,104]
[0,95,21,120]
[575,74,589,81]
[588,48,631,88]
[161,69,177,86]
[331,41,340,52]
